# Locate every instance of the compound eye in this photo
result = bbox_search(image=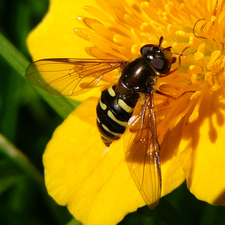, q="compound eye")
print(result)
[140,44,172,74]
[151,57,171,74]
[140,44,154,56]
